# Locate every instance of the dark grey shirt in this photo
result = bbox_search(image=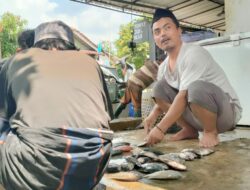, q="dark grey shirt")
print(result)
[0,48,110,129]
